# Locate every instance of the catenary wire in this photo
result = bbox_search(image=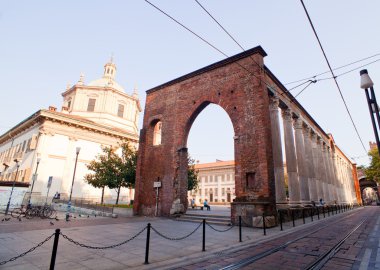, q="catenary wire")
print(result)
[193,0,273,87]
[285,53,380,85]
[144,0,271,90]
[300,0,368,154]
